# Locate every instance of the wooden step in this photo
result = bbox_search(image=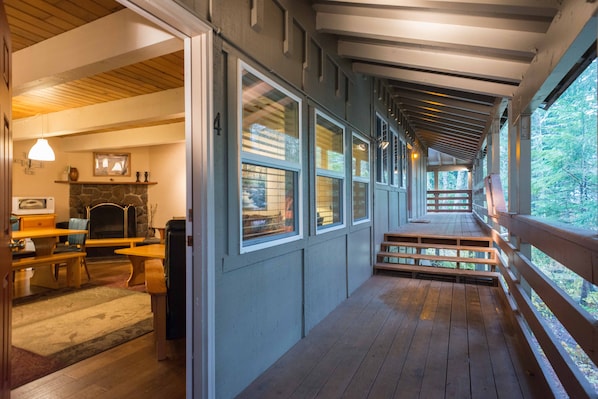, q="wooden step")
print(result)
[377,251,498,266]
[384,232,492,248]
[374,262,499,286]
[380,241,498,255]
